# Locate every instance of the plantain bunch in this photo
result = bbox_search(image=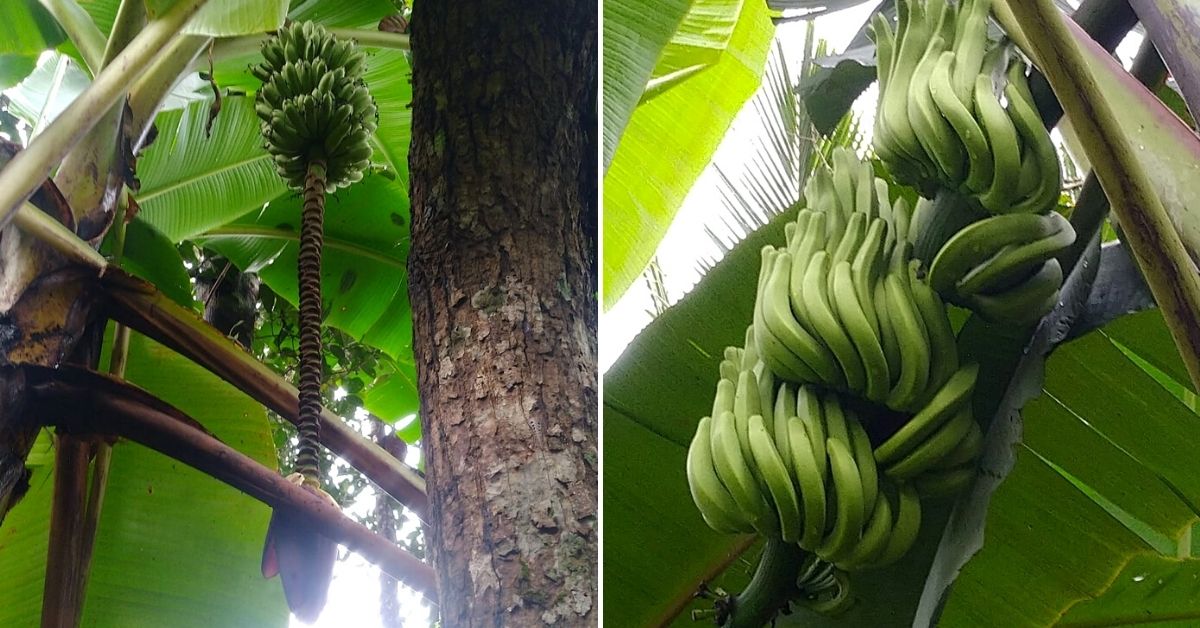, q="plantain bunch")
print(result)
[870,0,1077,325]
[252,21,377,191]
